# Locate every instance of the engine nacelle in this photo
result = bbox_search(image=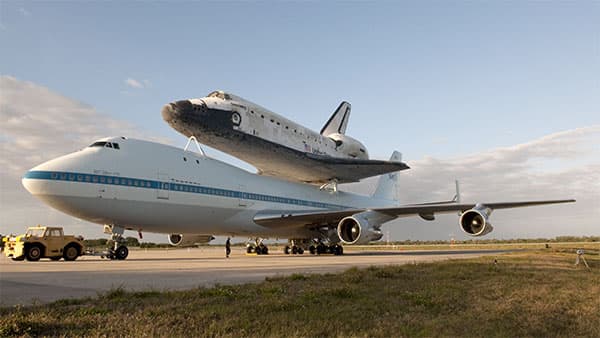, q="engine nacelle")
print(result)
[459,204,494,236]
[327,133,369,159]
[168,234,215,247]
[337,213,383,245]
